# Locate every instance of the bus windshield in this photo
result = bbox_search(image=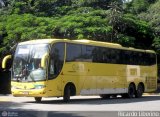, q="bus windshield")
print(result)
[12,44,49,82]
